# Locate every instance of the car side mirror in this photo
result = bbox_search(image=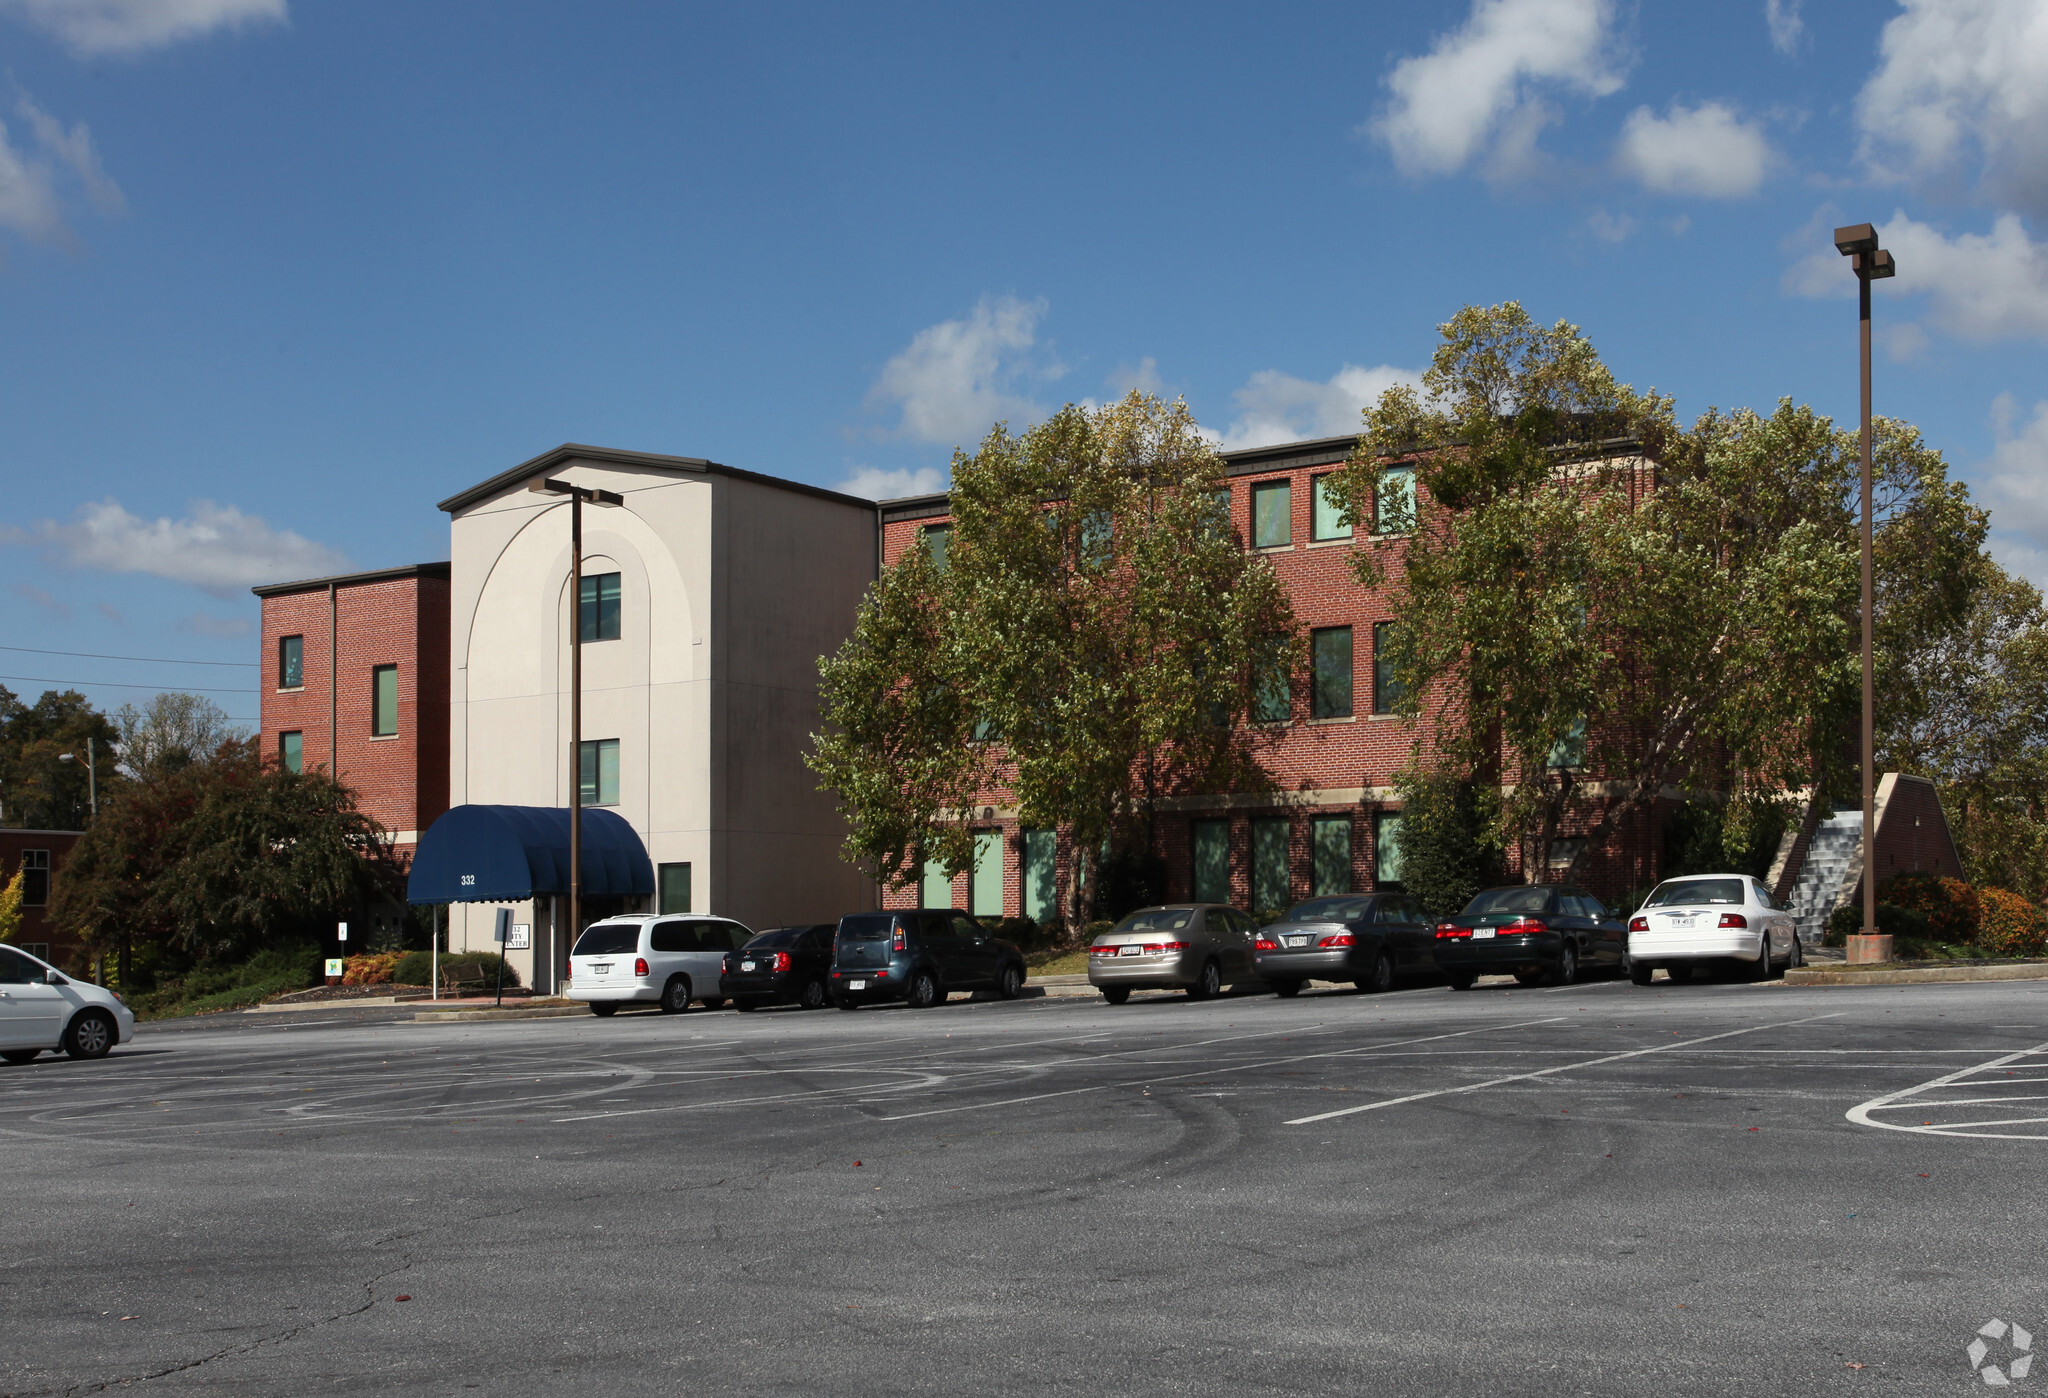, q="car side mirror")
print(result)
[44,971,66,986]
